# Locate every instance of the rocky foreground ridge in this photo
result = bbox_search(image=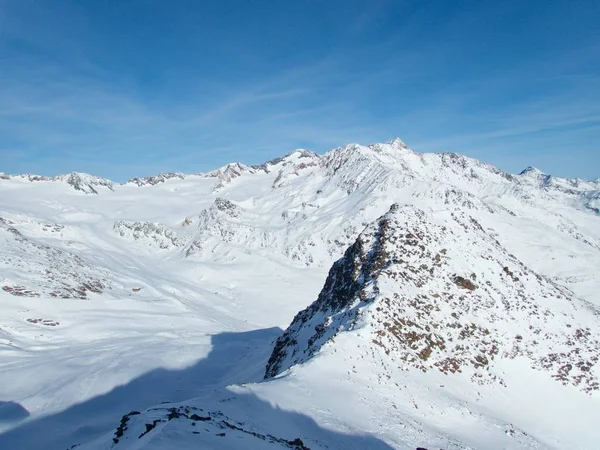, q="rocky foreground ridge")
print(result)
[266,204,600,394]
